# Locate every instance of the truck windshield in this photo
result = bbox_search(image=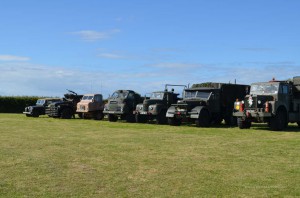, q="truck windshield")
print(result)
[36,99,45,105]
[184,90,211,99]
[250,83,279,95]
[111,91,129,98]
[150,92,164,99]
[82,96,94,100]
